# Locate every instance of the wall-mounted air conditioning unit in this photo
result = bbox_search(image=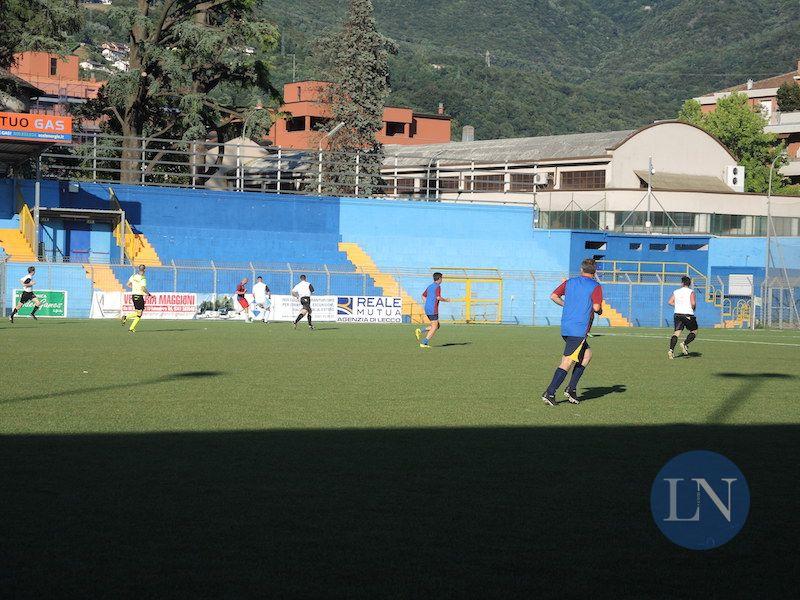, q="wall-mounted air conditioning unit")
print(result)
[724,165,745,193]
[532,172,549,186]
